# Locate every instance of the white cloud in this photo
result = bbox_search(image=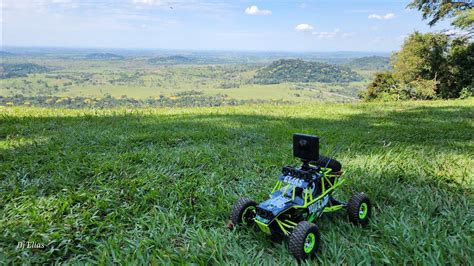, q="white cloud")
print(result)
[133,0,162,5]
[3,0,72,7]
[295,23,314,32]
[312,28,354,39]
[368,13,395,20]
[131,0,230,13]
[312,31,336,39]
[1,0,77,11]
[296,24,353,39]
[51,0,72,3]
[1,0,63,14]
[244,5,272,16]
[341,32,355,38]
